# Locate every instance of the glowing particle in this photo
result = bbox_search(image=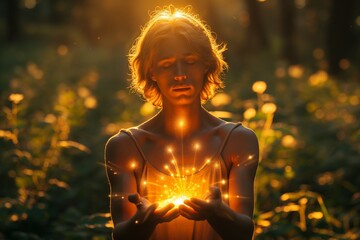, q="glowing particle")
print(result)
[135,220,139,224]
[194,143,200,150]
[143,181,147,185]
[224,194,229,199]
[248,155,254,160]
[130,161,137,169]
[178,120,185,128]
[167,148,173,153]
[221,179,226,185]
